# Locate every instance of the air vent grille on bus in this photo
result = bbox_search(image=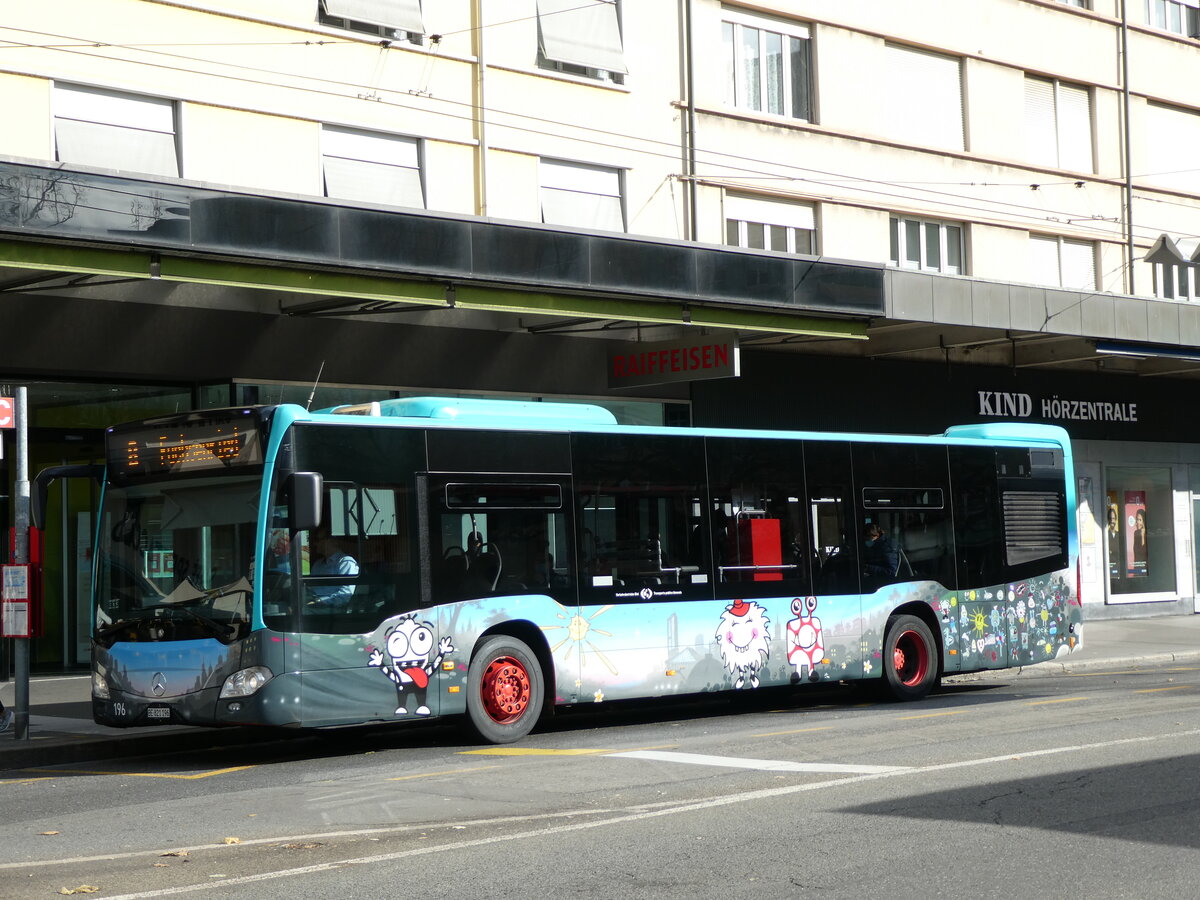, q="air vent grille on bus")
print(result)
[1001,490,1064,566]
